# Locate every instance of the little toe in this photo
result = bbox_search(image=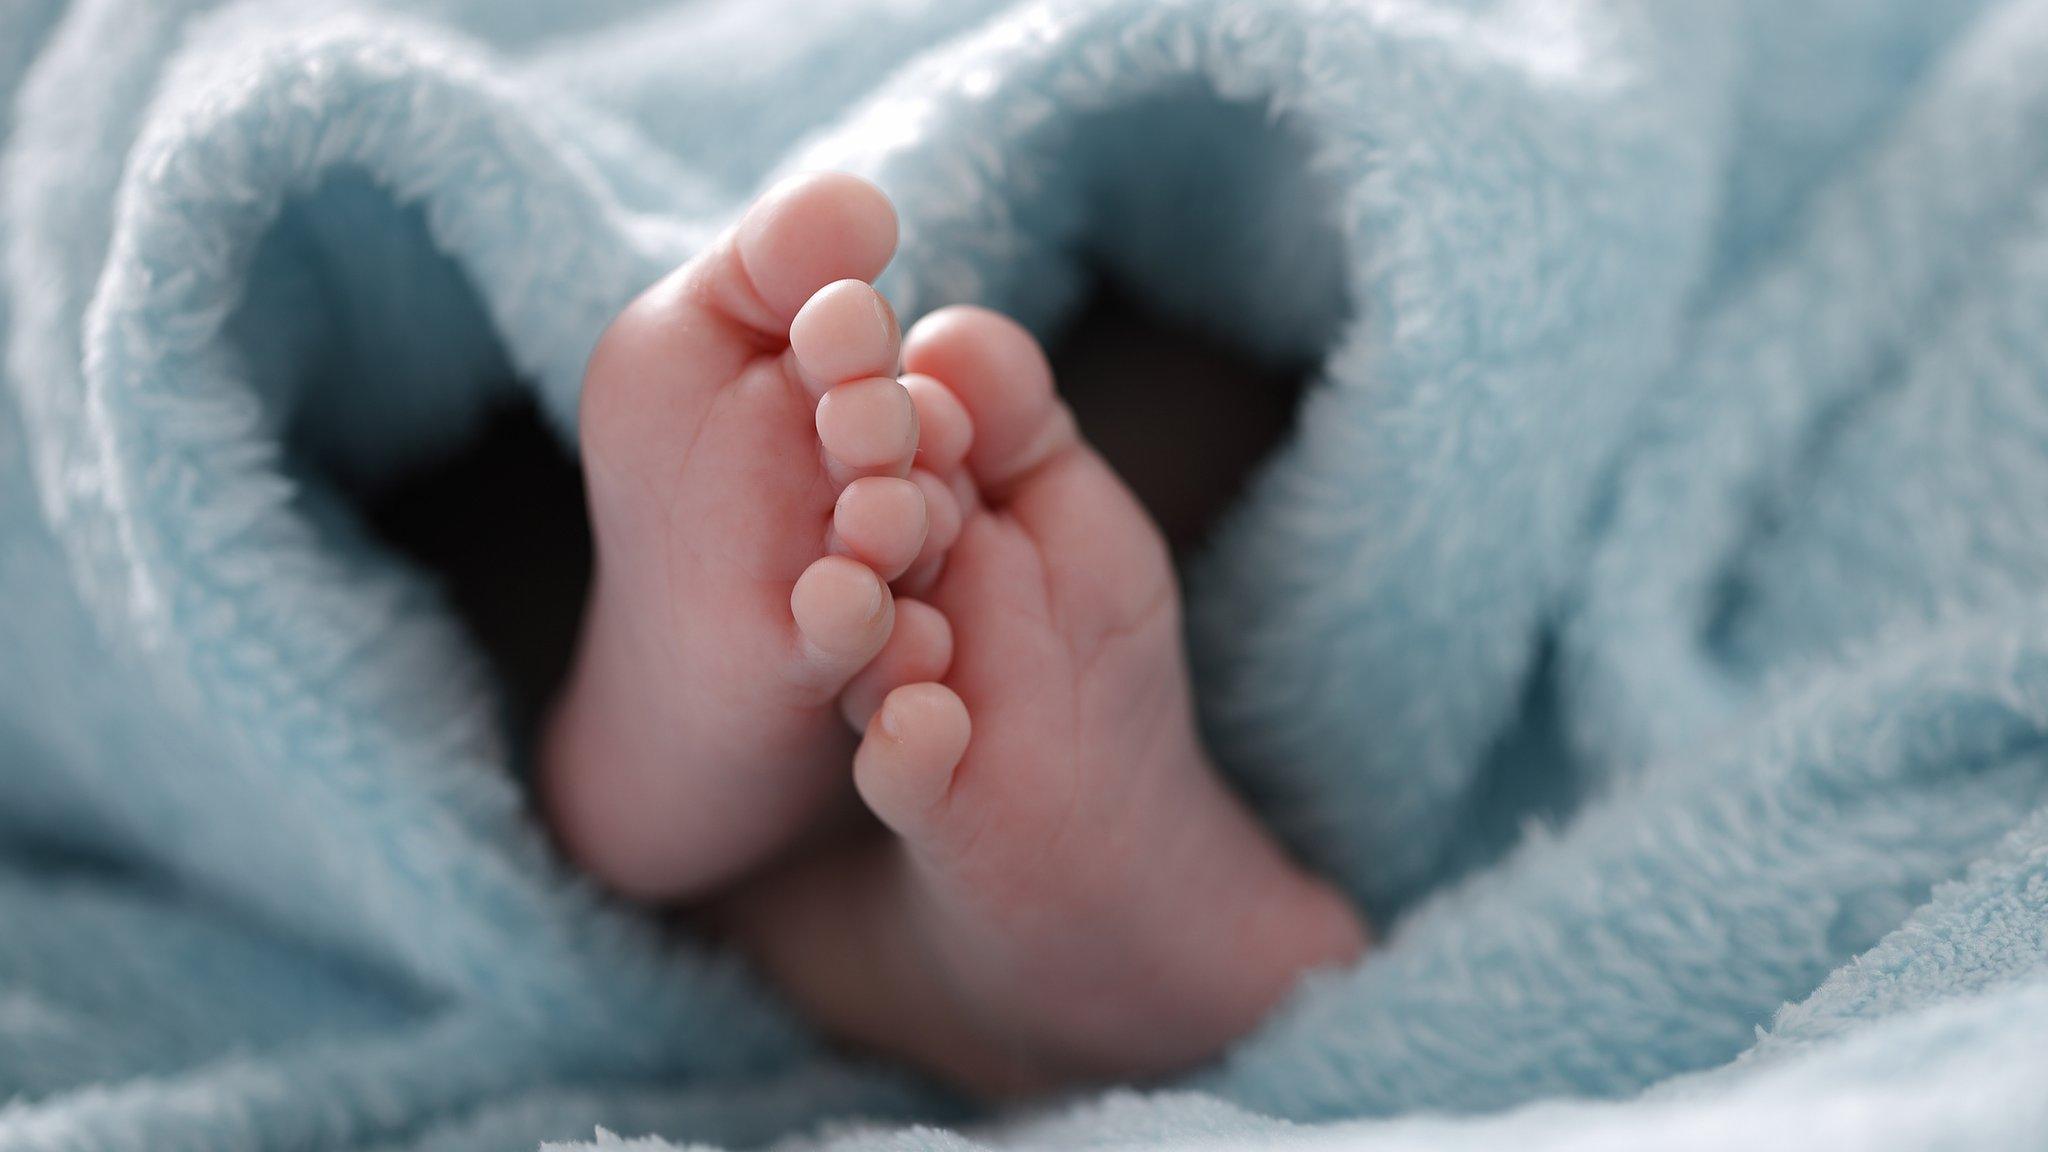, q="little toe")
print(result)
[791,279,902,399]
[853,682,972,838]
[832,475,928,580]
[789,554,895,694]
[817,376,919,483]
[841,601,954,730]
